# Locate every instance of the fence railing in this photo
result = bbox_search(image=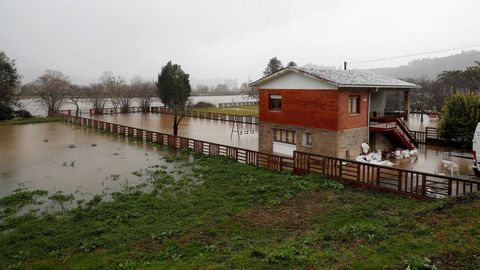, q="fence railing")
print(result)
[56,112,479,199]
[149,106,259,124]
[218,101,258,108]
[293,151,479,198]
[59,106,260,125]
